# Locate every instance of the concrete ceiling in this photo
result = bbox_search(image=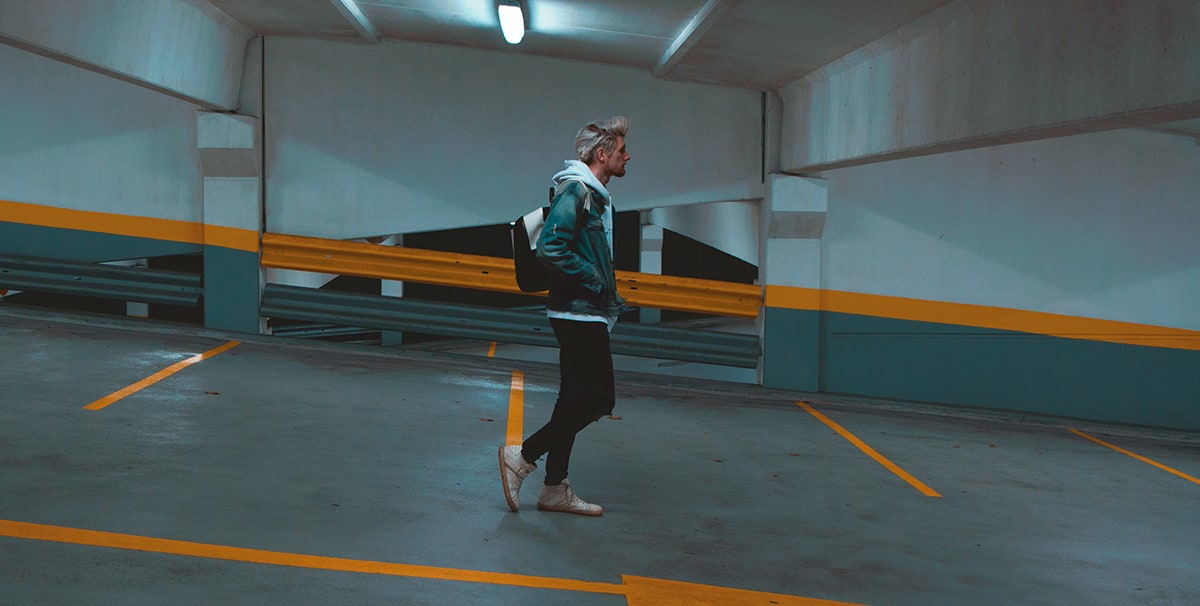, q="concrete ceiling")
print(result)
[199,0,1200,140]
[202,0,956,91]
